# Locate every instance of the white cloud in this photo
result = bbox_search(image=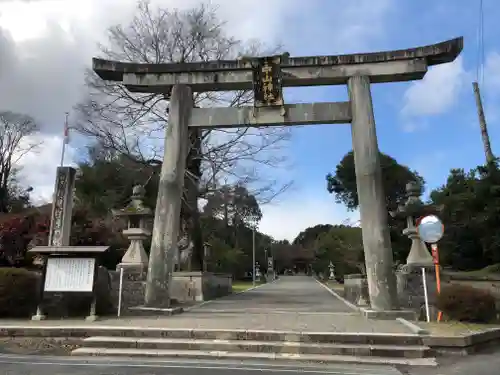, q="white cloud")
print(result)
[484,52,500,91]
[0,0,390,240]
[16,133,78,204]
[402,56,467,118]
[259,190,359,241]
